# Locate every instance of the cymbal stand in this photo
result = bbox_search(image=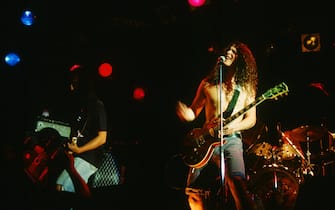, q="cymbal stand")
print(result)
[273,165,278,190]
[306,135,311,165]
[245,133,263,155]
[280,131,306,161]
[272,148,279,189]
[280,130,314,176]
[245,142,255,154]
[303,135,315,176]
